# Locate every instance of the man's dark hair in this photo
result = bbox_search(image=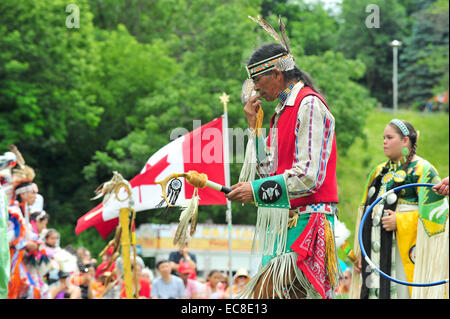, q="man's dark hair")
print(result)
[156,259,169,269]
[248,43,321,94]
[15,182,33,202]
